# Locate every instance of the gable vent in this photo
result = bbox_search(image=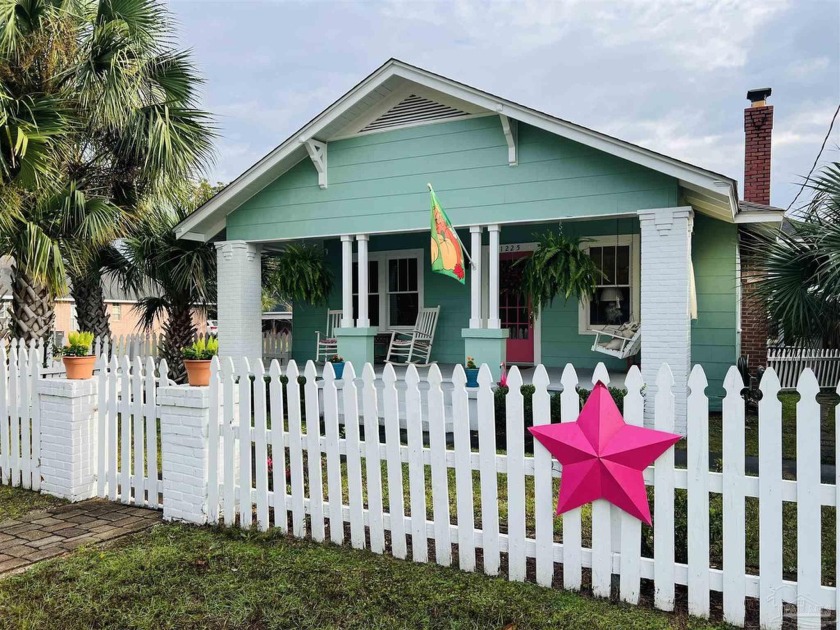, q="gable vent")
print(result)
[360,94,469,133]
